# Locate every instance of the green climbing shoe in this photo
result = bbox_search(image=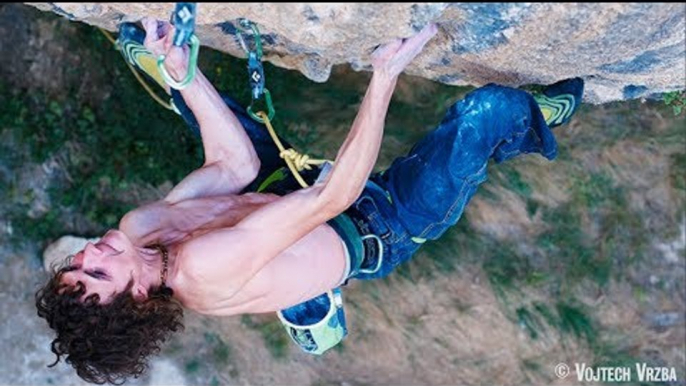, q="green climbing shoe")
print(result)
[117,23,168,90]
[534,77,584,128]
[116,23,180,112]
